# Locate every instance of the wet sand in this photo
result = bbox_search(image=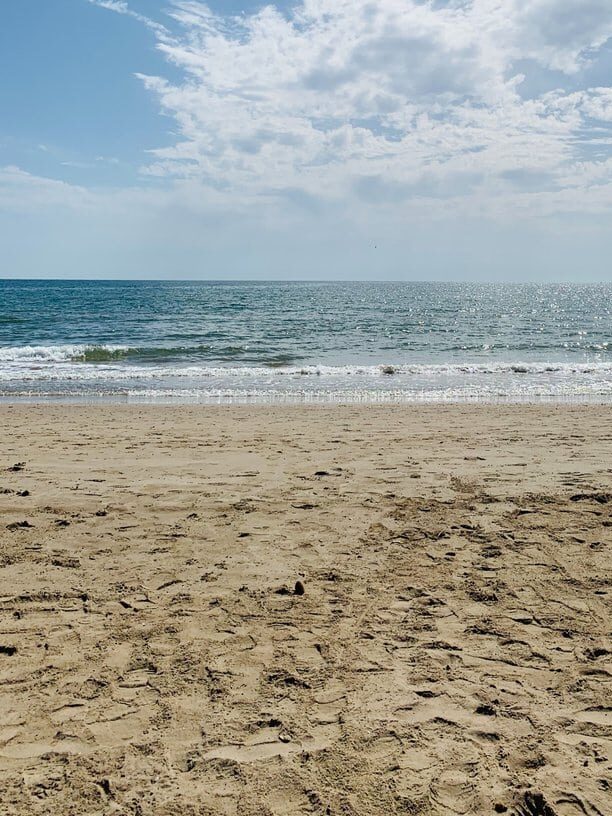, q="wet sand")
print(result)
[0,404,610,816]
